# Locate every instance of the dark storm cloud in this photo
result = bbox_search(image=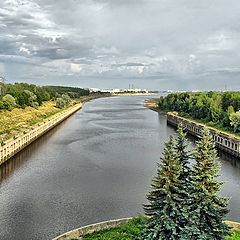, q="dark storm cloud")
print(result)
[0,0,240,90]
